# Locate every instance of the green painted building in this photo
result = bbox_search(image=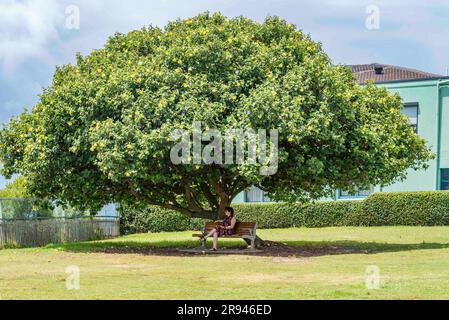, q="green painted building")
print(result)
[235,63,449,203]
